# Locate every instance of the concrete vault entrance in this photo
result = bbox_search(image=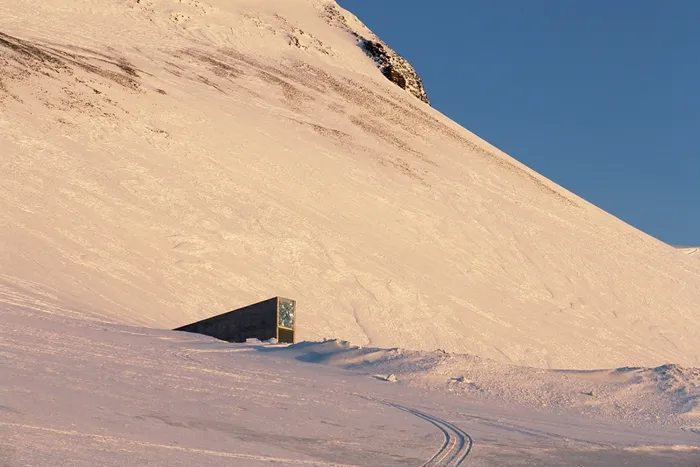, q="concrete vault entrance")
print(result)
[174,297,296,344]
